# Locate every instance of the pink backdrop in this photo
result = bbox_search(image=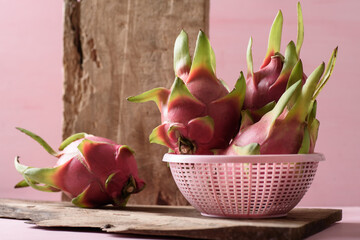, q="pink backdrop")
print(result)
[0,0,358,206]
